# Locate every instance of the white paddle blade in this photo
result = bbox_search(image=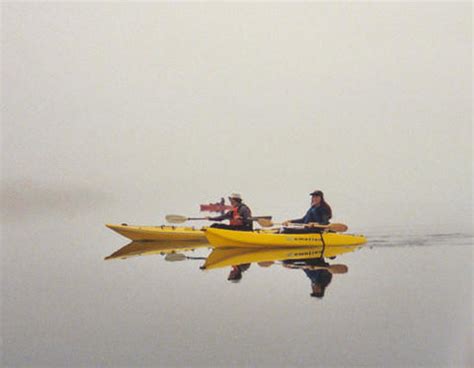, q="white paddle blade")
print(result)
[165,215,188,224]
